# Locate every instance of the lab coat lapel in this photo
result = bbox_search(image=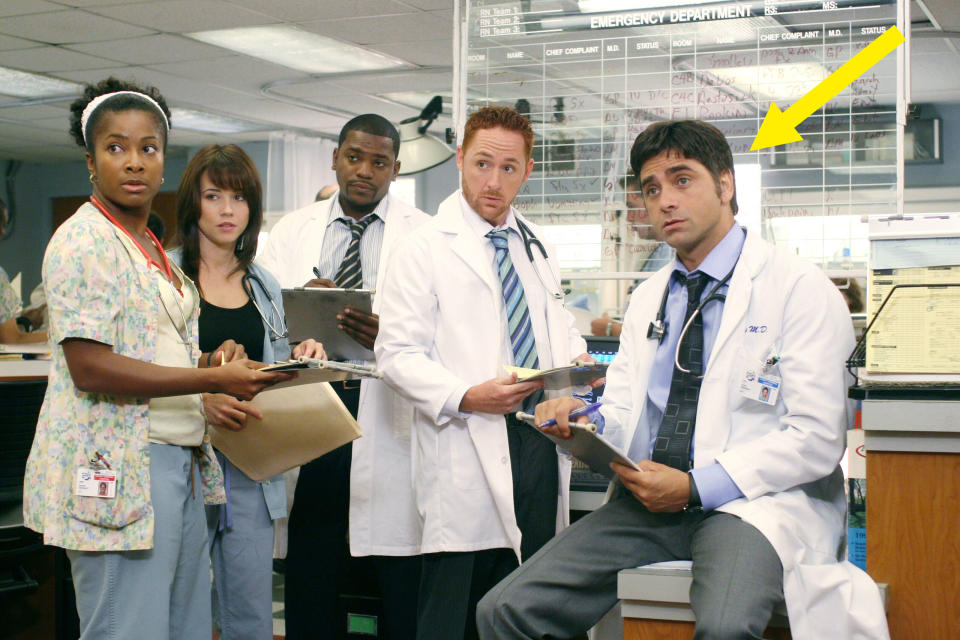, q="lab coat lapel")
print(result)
[437,192,499,295]
[372,196,405,314]
[704,232,765,376]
